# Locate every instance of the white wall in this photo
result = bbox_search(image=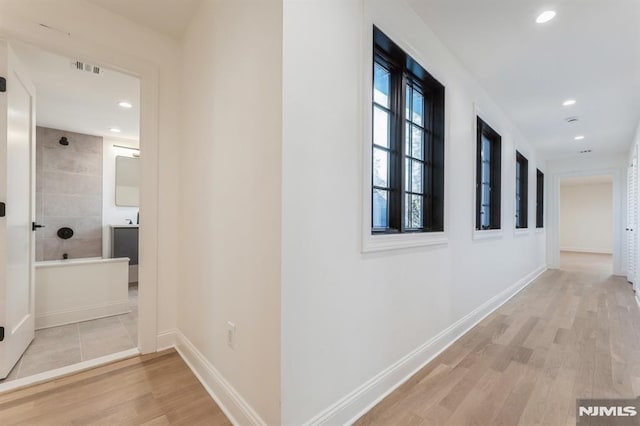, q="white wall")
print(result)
[546,153,626,274]
[178,1,282,424]
[281,0,546,423]
[102,137,139,258]
[0,0,181,346]
[560,182,613,253]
